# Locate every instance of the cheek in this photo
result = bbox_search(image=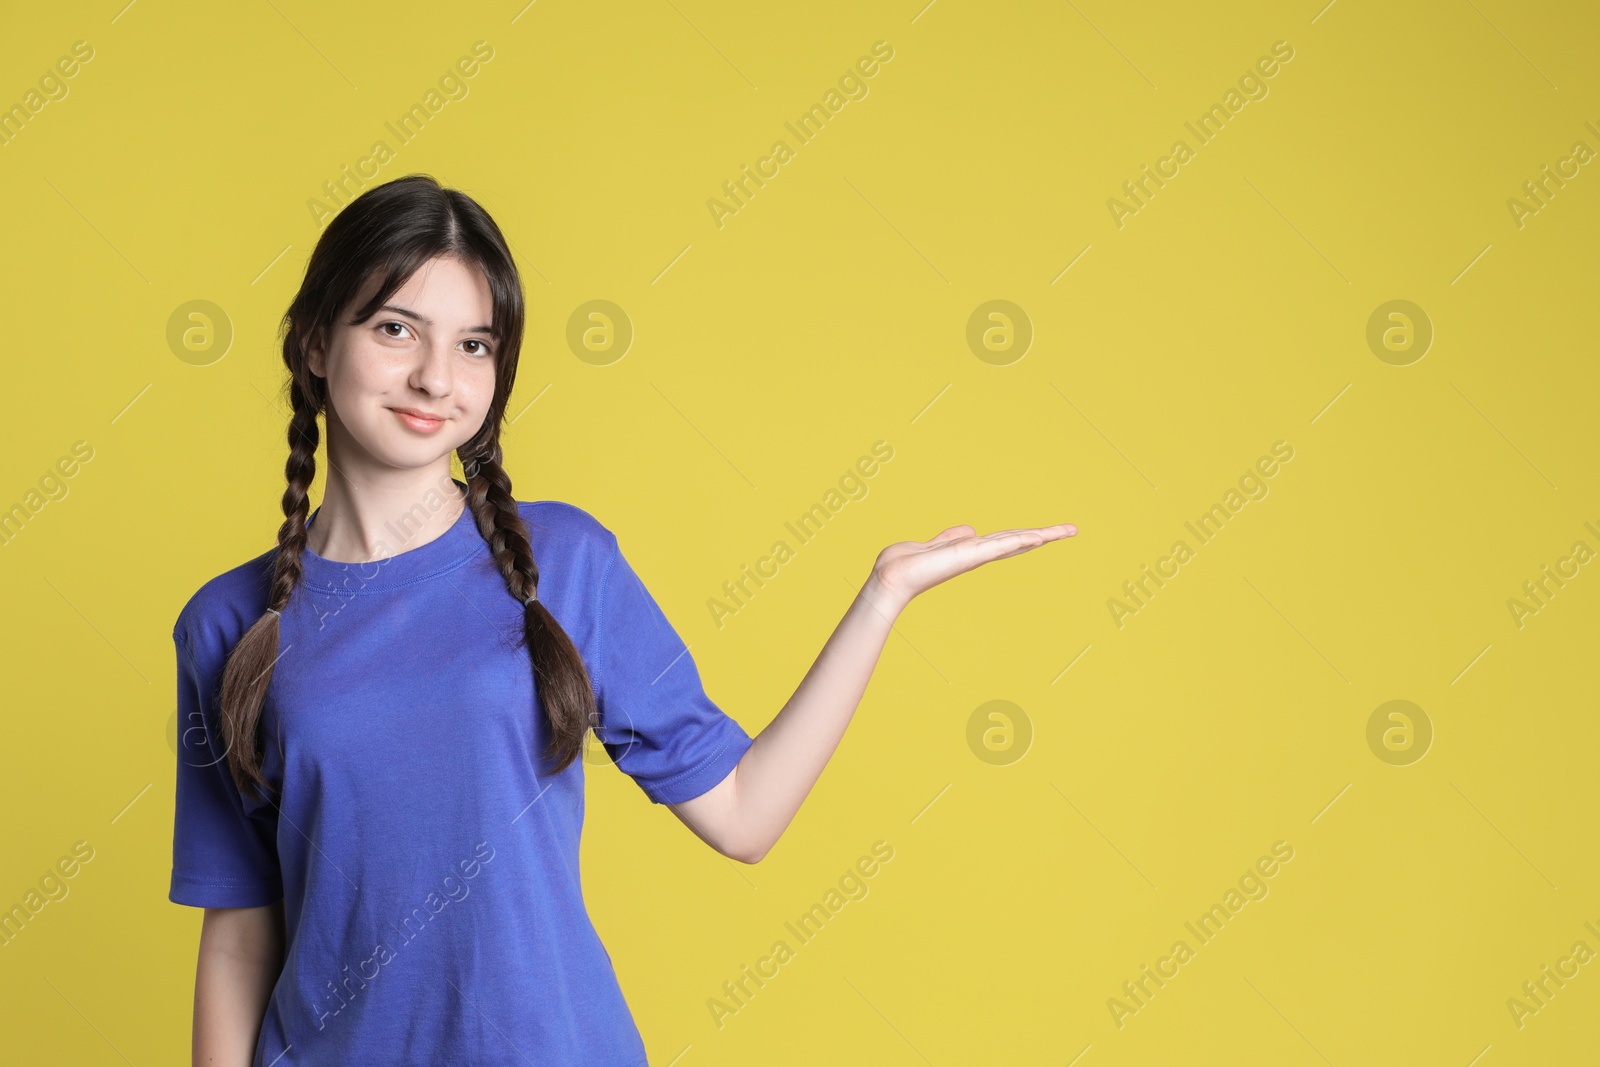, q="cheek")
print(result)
[444,362,497,439]
[463,361,498,409]
[325,349,404,424]
[334,343,403,393]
